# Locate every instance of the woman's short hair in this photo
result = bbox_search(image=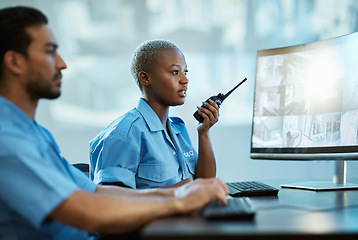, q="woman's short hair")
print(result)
[130,39,178,92]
